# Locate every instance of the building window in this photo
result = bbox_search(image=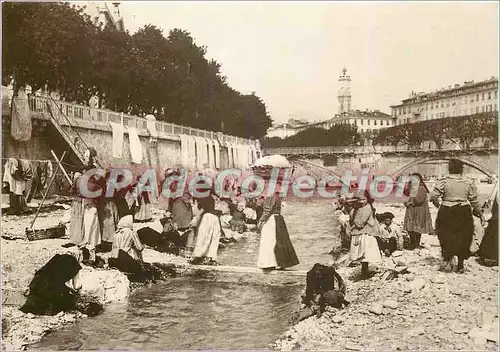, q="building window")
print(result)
[482,92,485,100]
[477,94,479,101]
[360,119,364,125]
[408,106,411,113]
[488,92,492,99]
[403,107,406,114]
[368,120,371,125]
[374,120,377,125]
[495,104,497,111]
[495,91,498,98]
